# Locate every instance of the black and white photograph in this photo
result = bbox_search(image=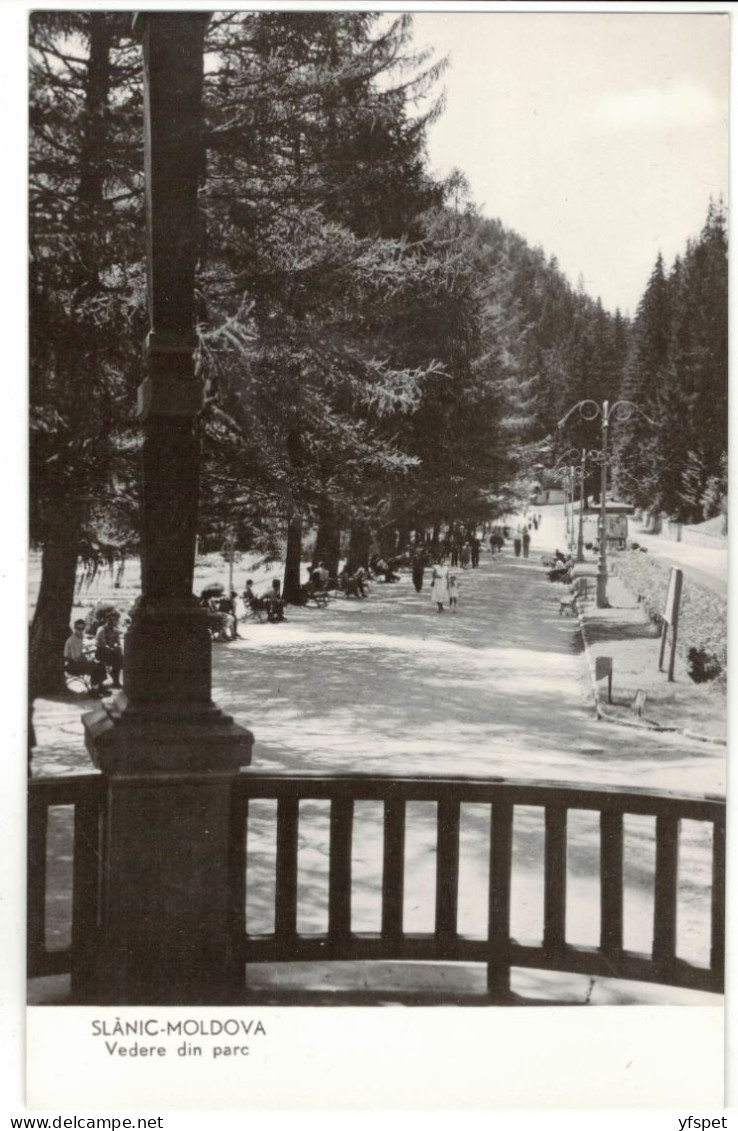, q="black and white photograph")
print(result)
[14,0,730,1114]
